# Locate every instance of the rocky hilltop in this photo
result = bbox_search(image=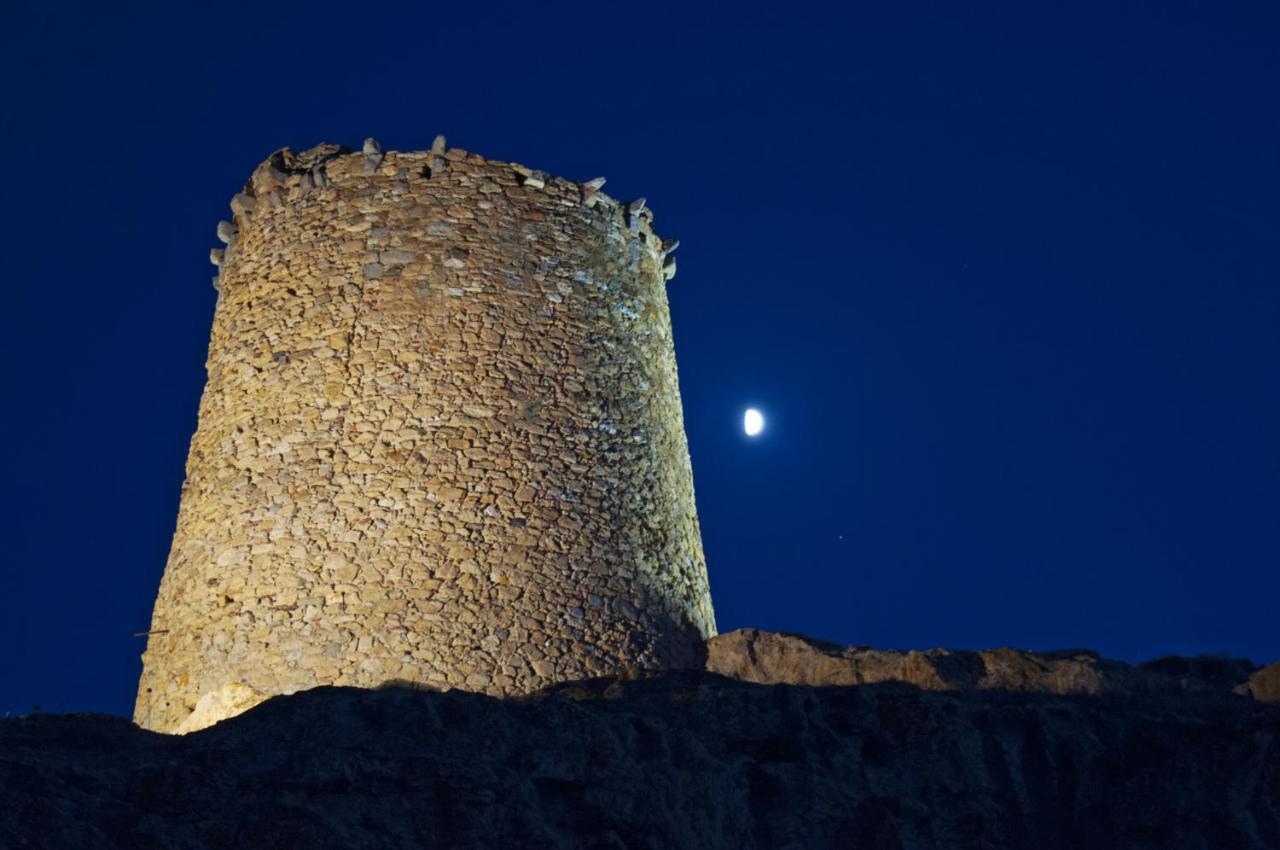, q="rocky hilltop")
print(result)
[4,630,1279,849]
